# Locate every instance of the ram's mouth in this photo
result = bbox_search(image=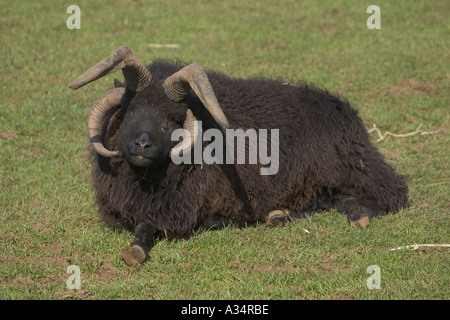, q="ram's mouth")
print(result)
[128,154,155,168]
